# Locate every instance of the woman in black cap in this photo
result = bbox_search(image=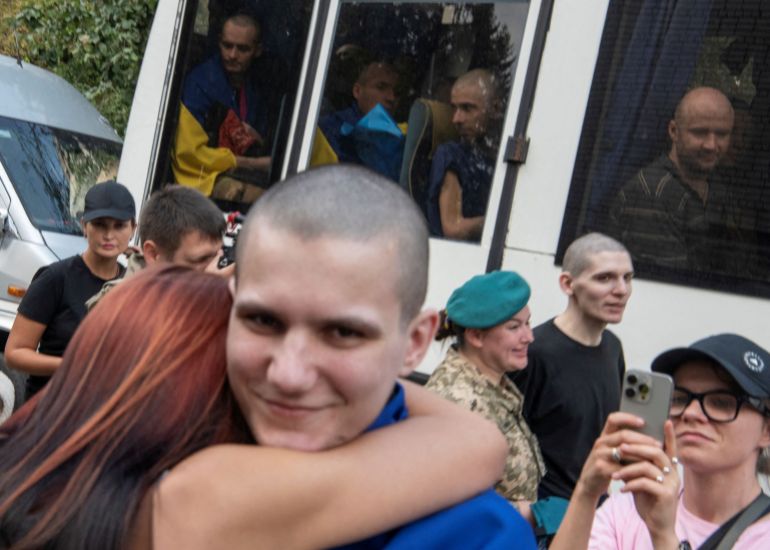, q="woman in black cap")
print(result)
[5,181,136,399]
[426,270,545,522]
[550,333,770,550]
